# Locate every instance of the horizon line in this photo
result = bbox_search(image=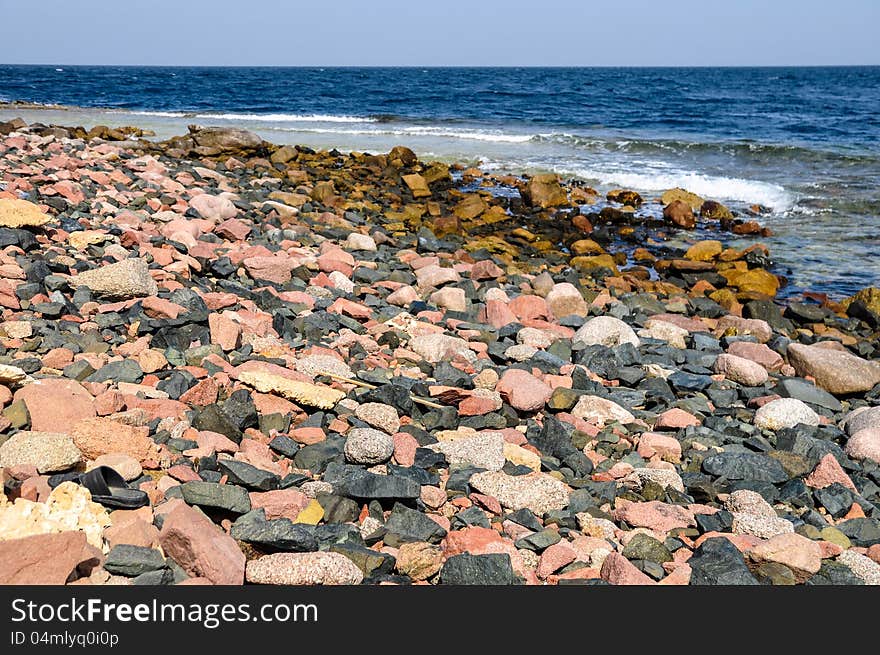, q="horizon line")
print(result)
[2,63,880,69]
